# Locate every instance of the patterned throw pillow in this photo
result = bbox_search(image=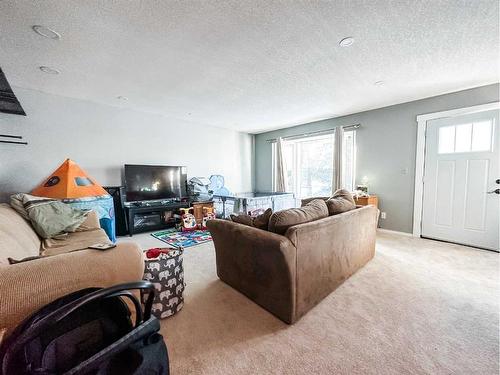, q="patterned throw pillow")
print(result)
[11,193,89,239]
[230,208,273,230]
[325,189,356,215]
